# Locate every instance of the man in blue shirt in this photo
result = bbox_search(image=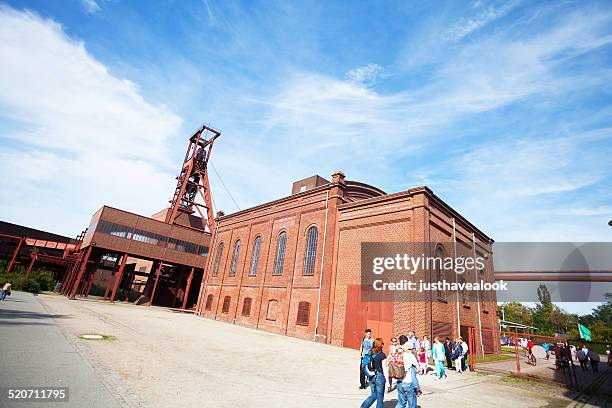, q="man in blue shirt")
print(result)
[359,328,374,389]
[408,330,420,351]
